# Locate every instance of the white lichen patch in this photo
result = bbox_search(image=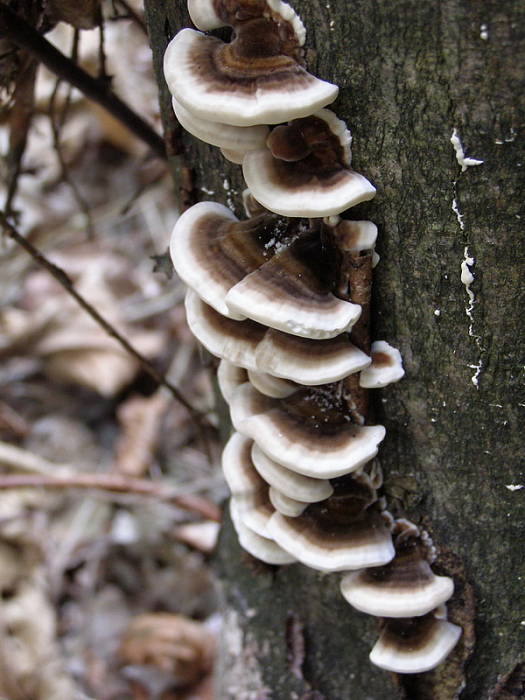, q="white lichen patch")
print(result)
[449,130,486,388]
[451,129,484,172]
[460,247,485,387]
